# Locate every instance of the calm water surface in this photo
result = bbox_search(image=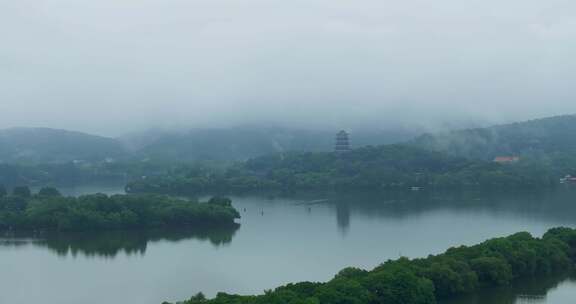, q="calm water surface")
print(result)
[2,187,576,304]
[443,274,576,304]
